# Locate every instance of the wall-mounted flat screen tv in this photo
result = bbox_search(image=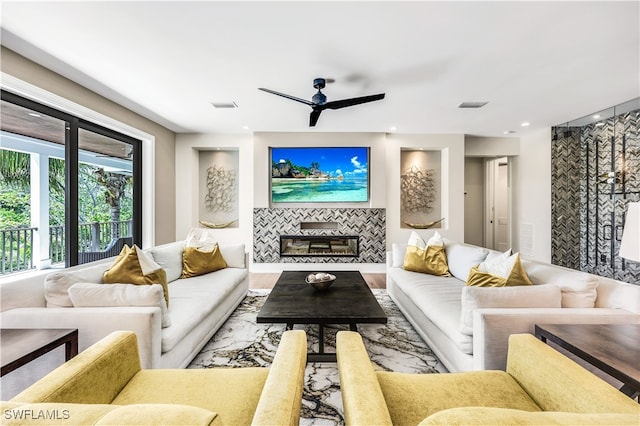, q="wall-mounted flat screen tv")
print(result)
[271,147,369,203]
